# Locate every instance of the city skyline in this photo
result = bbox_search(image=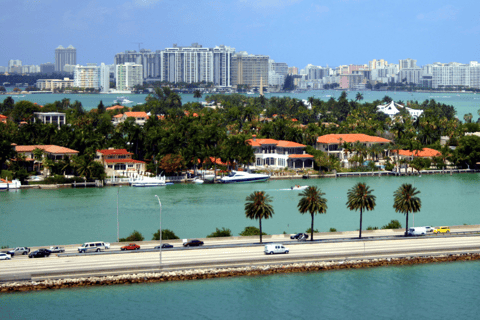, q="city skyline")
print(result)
[1,0,479,68]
